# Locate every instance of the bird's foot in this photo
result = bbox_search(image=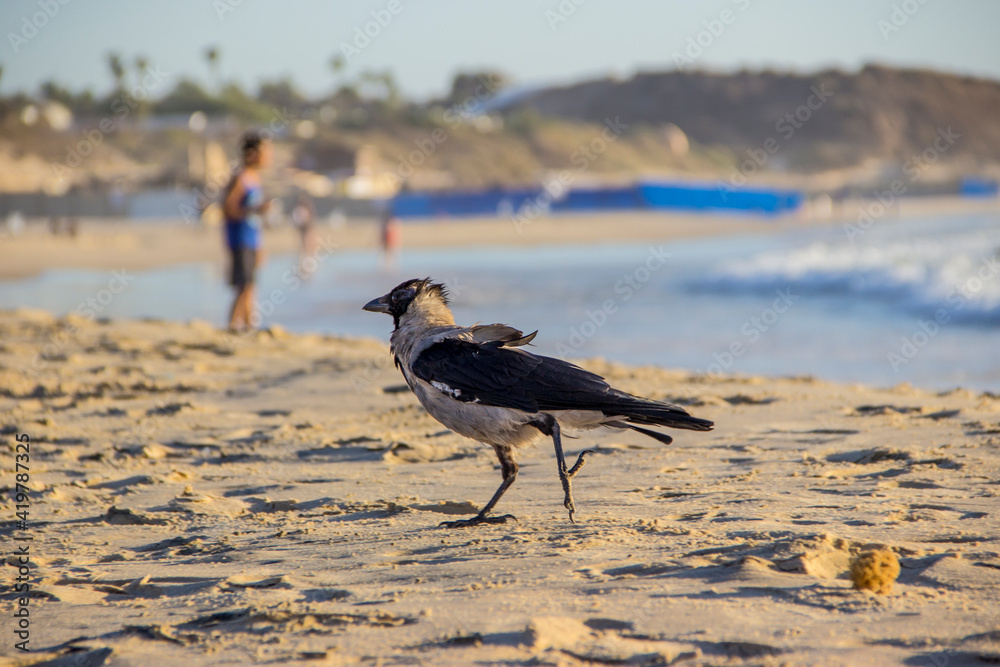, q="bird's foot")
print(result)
[439,513,516,529]
[558,449,596,523]
[561,480,579,523]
